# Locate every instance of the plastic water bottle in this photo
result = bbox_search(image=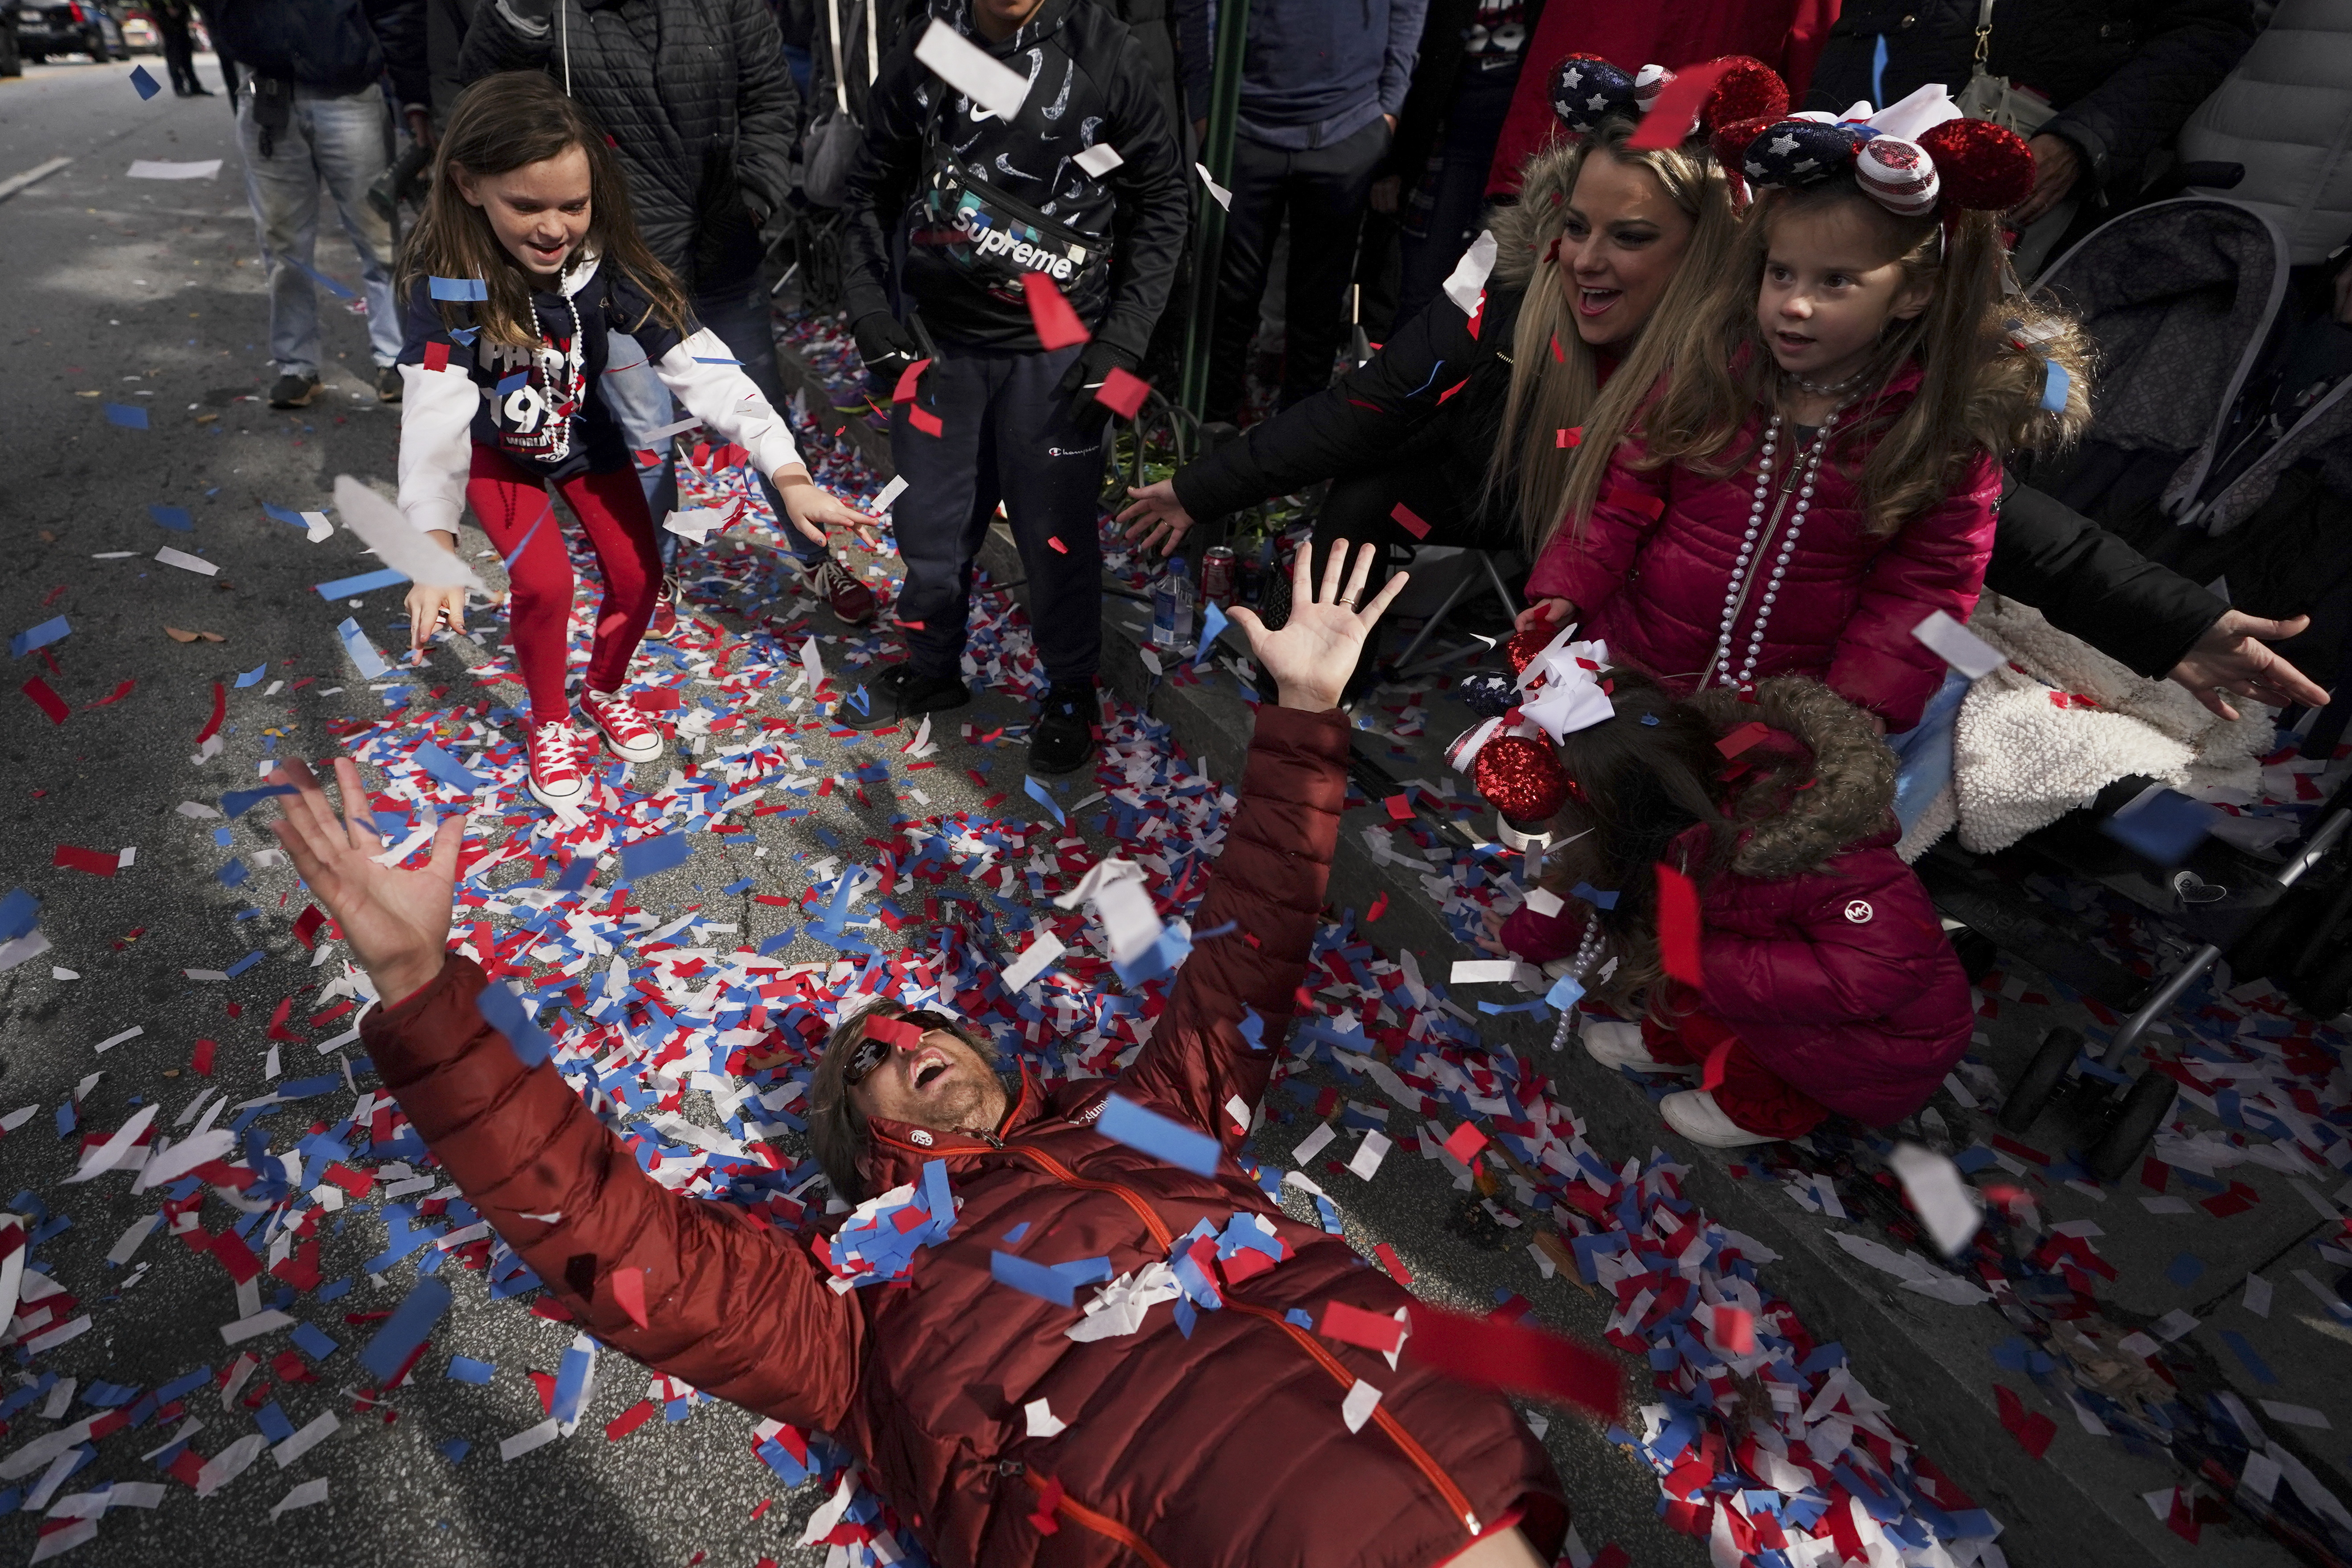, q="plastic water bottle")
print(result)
[1152,557,1195,652]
